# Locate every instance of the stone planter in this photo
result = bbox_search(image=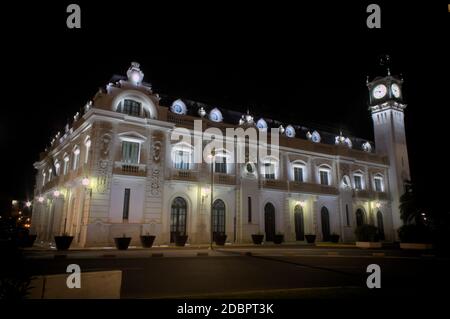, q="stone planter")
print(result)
[214,234,227,246]
[18,234,37,248]
[251,234,264,245]
[400,243,433,250]
[114,237,131,250]
[54,236,74,251]
[140,235,156,248]
[330,234,340,243]
[356,241,382,249]
[305,234,316,244]
[175,235,188,247]
[273,234,284,244]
